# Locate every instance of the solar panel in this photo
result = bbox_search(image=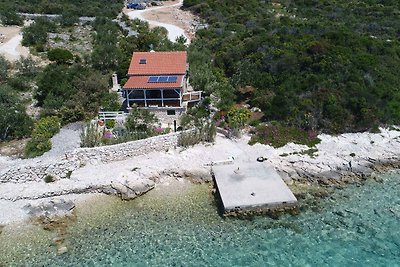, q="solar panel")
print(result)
[158,76,168,82]
[167,76,178,82]
[148,76,158,83]
[147,76,179,83]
